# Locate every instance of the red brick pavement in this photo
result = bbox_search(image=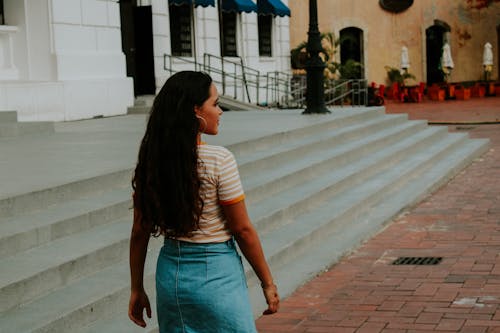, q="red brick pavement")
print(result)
[384,95,500,124]
[255,98,500,332]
